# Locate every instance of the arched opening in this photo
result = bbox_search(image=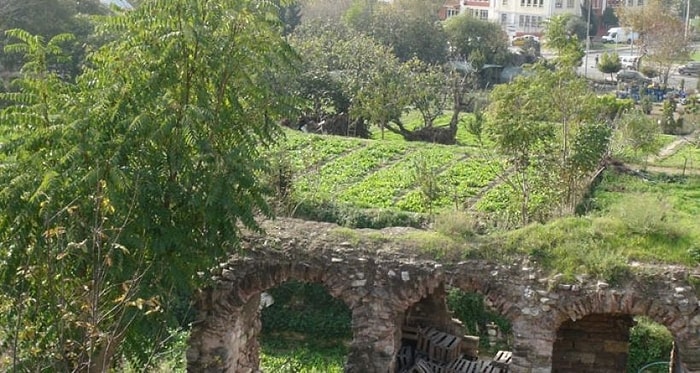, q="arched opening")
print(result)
[259,280,352,372]
[394,285,514,372]
[552,314,673,373]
